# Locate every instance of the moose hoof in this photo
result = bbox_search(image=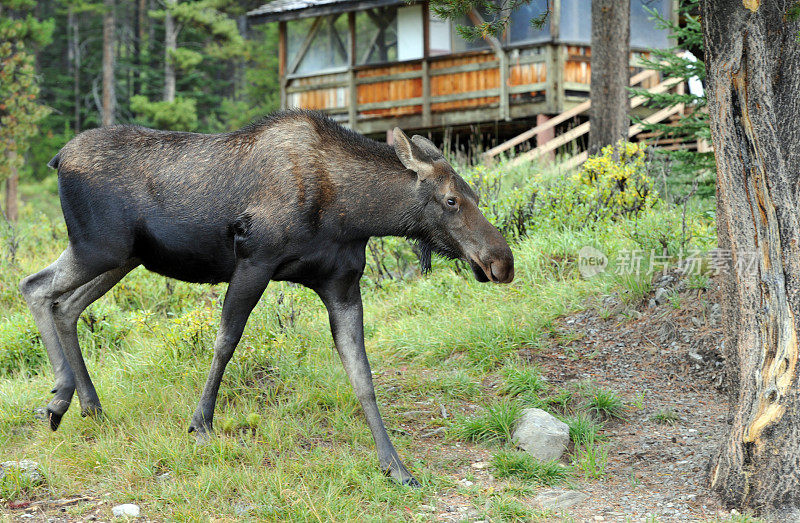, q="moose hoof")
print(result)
[48,408,65,431]
[188,423,214,444]
[80,405,104,419]
[34,406,65,431]
[385,462,420,488]
[400,475,421,488]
